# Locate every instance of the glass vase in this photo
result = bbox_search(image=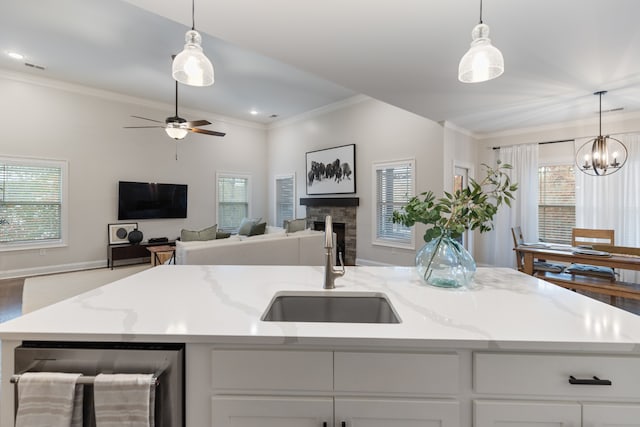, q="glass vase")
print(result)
[415,231,476,288]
